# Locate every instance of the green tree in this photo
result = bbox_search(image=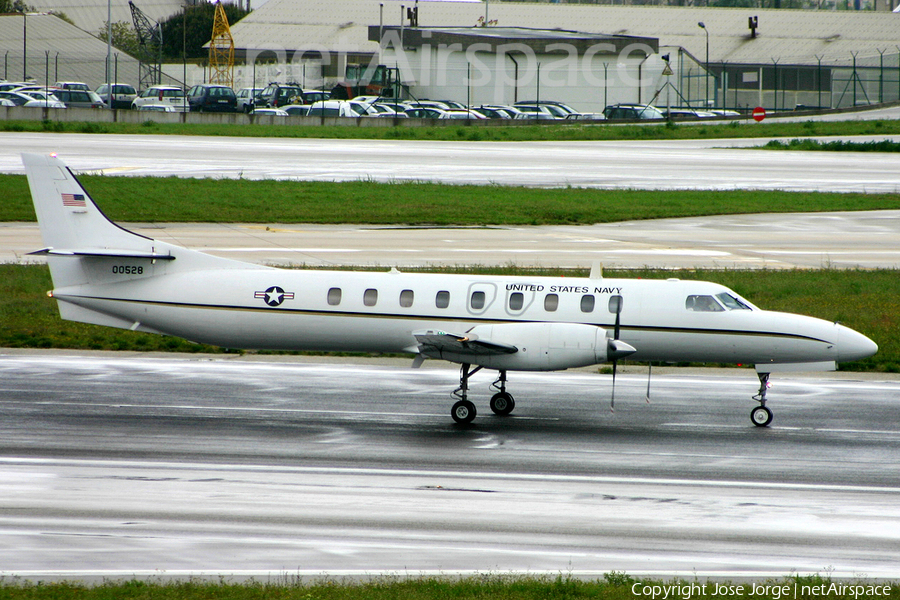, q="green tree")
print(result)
[159,3,249,61]
[95,21,142,59]
[0,0,32,12]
